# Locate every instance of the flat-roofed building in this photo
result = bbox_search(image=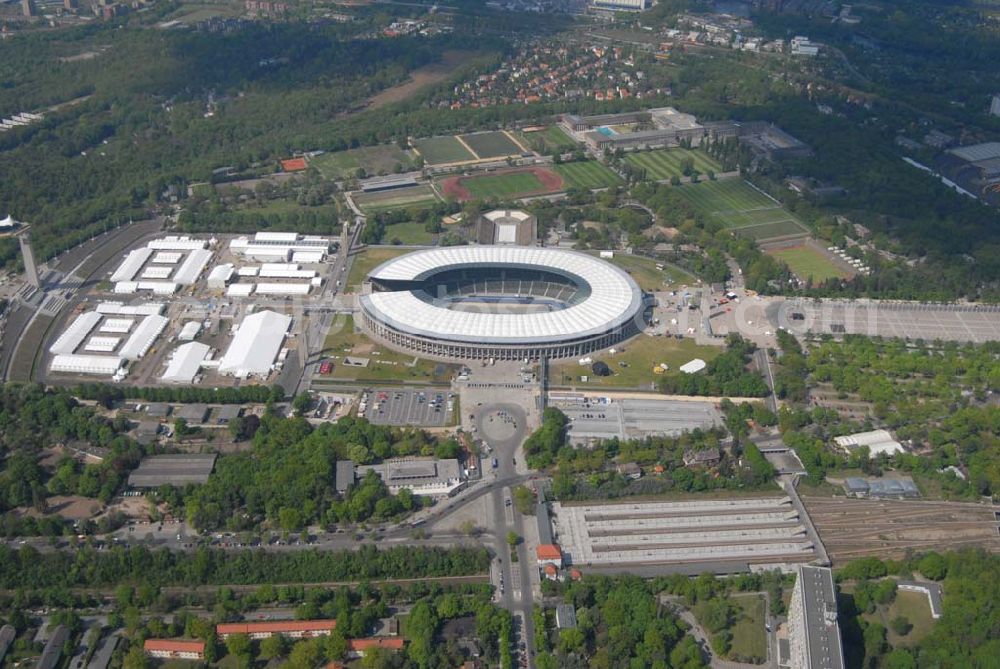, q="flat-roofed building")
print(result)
[833,429,903,457]
[356,458,464,496]
[128,453,217,488]
[218,310,292,378]
[217,620,336,640]
[787,566,845,669]
[0,625,15,667]
[38,626,69,669]
[143,639,205,660]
